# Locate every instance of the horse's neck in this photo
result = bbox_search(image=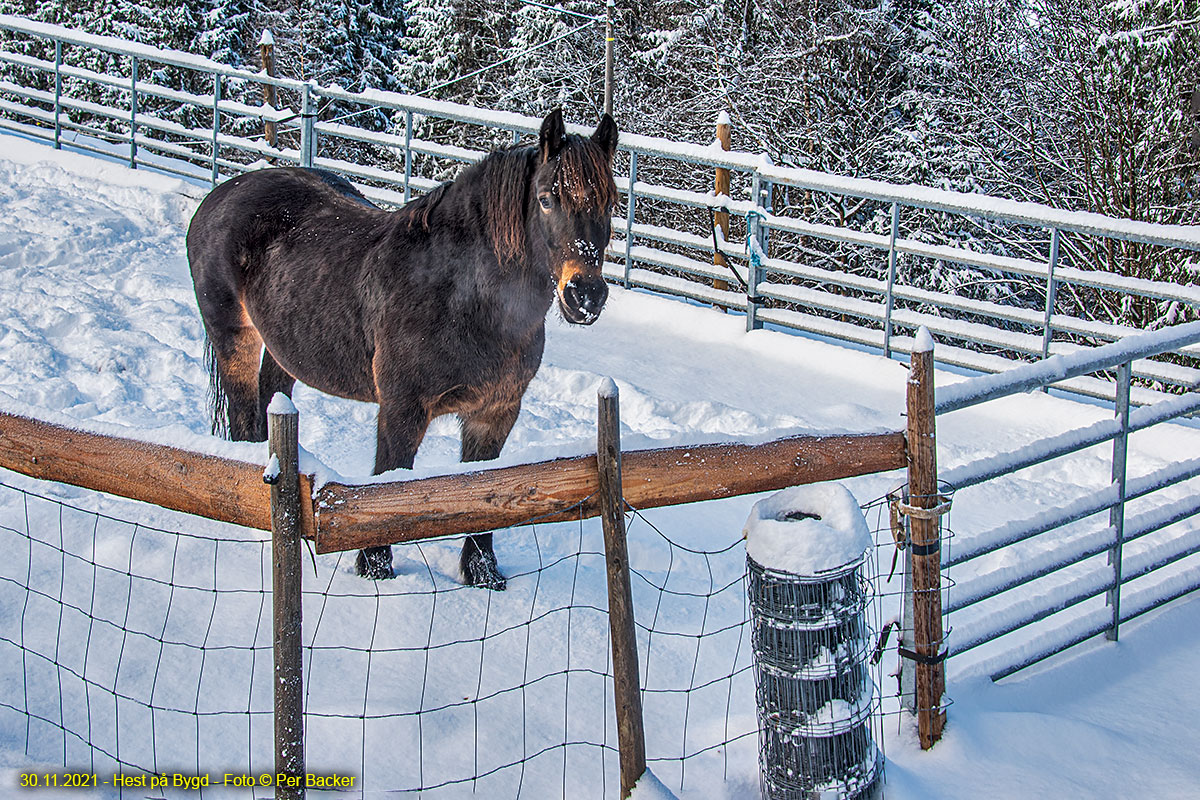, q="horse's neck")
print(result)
[405,179,552,332]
